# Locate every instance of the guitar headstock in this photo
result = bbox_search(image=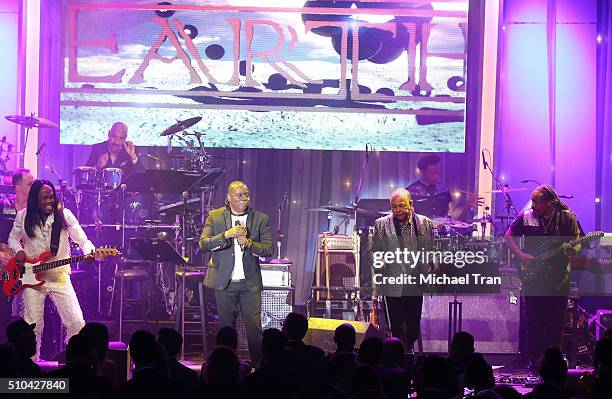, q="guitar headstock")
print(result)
[585,231,605,240]
[94,247,120,260]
